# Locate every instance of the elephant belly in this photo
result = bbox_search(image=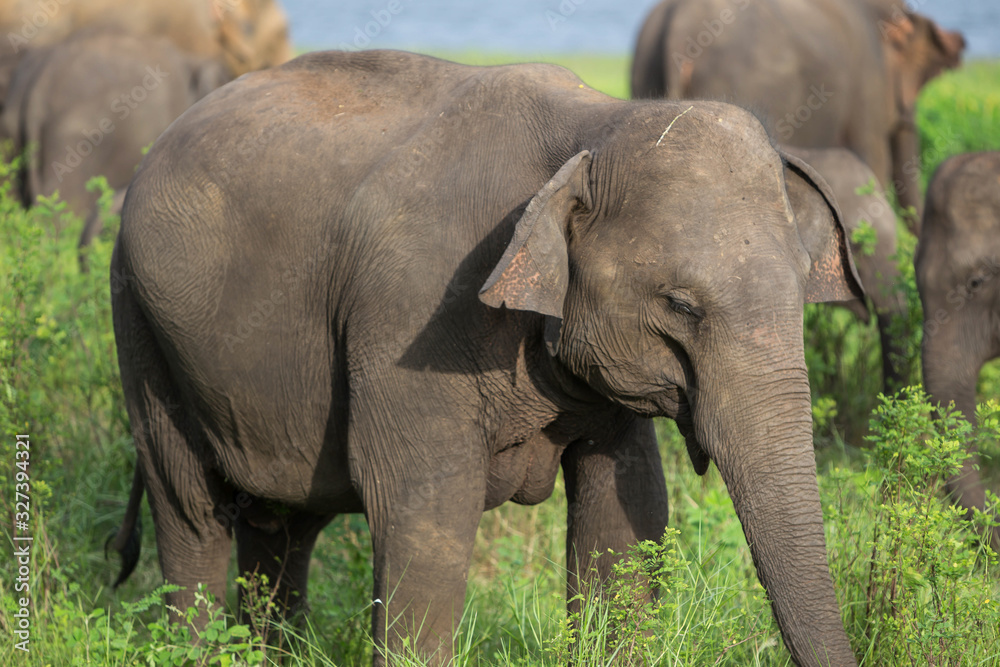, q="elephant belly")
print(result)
[484,430,565,510]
